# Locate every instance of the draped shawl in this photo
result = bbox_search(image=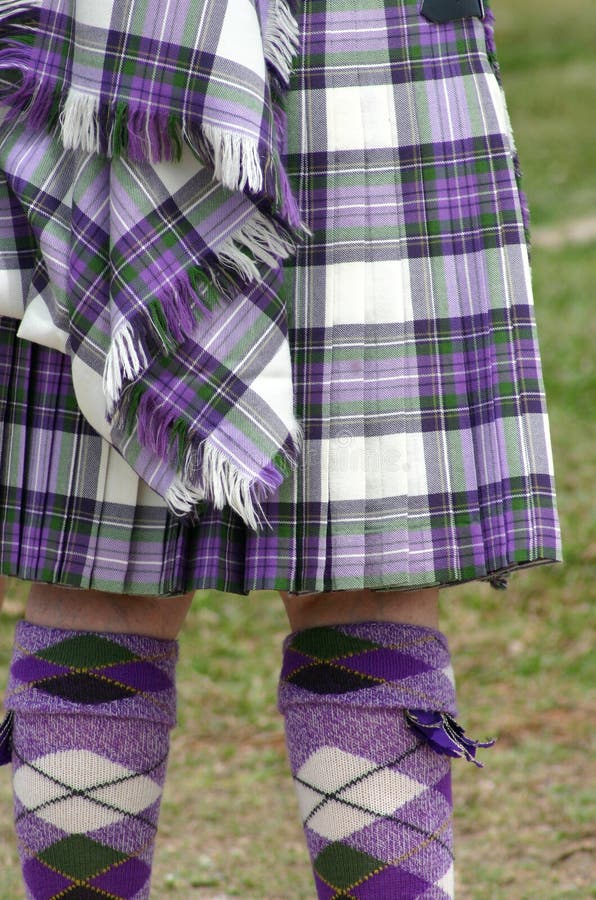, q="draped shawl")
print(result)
[0,0,305,529]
